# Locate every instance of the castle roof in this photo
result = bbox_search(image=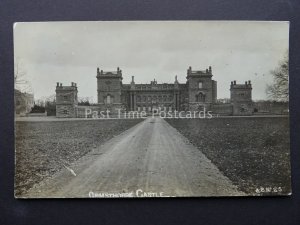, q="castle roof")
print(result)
[187,66,213,78]
[55,82,78,91]
[96,67,122,78]
[230,80,252,89]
